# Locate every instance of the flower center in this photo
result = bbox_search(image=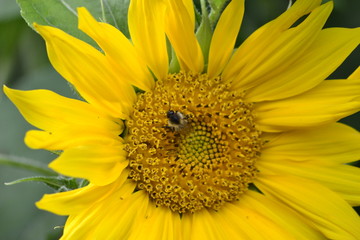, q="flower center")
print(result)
[125,72,261,213]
